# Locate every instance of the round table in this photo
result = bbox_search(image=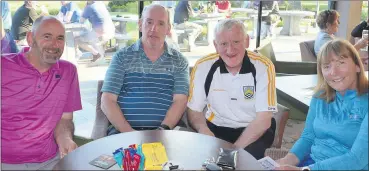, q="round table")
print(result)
[53,130,262,170]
